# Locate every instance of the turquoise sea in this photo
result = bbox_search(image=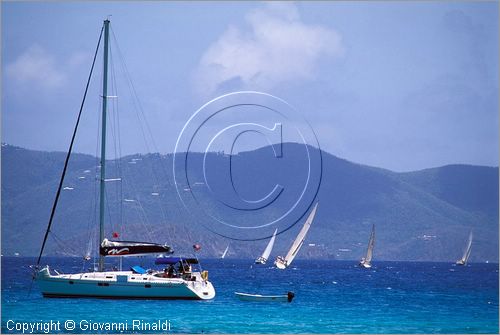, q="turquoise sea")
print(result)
[1,257,498,334]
